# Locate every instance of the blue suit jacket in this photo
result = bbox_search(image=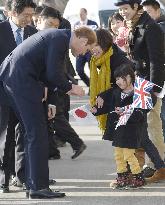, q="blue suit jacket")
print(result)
[0,29,72,103]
